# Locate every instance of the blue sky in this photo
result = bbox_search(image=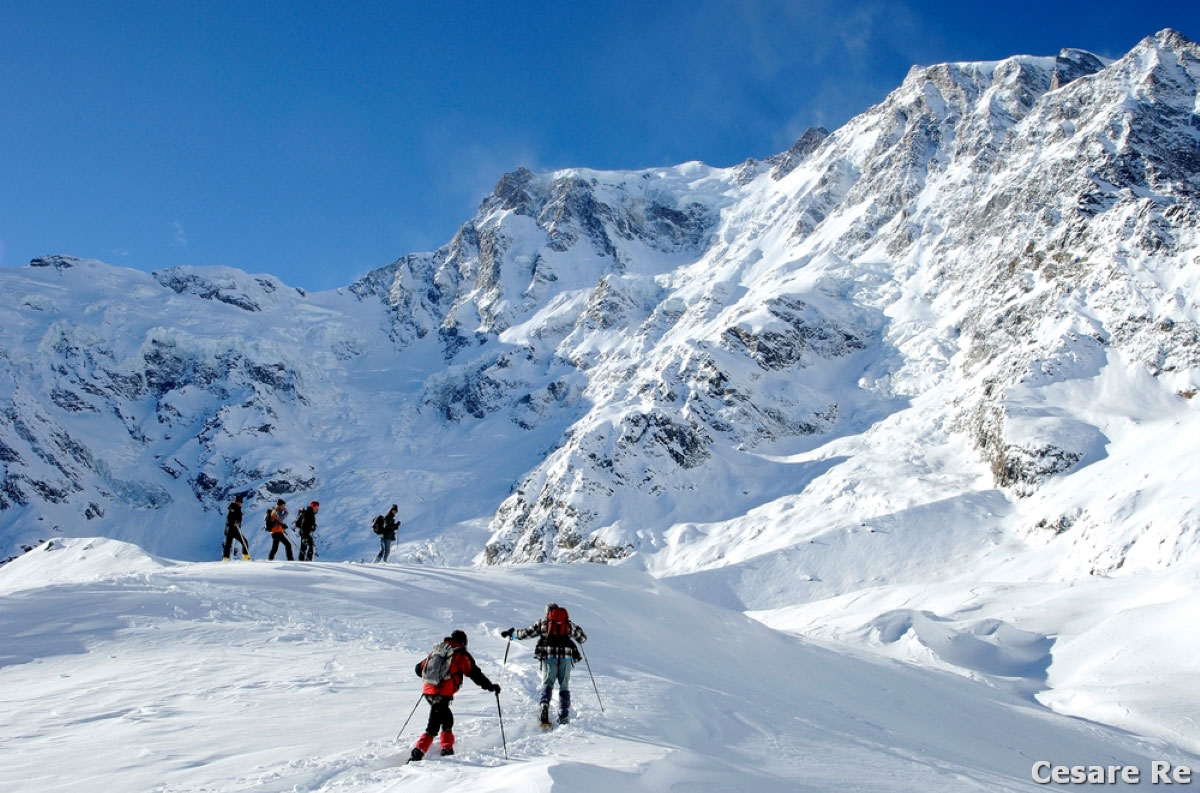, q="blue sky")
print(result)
[2,1,1197,290]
